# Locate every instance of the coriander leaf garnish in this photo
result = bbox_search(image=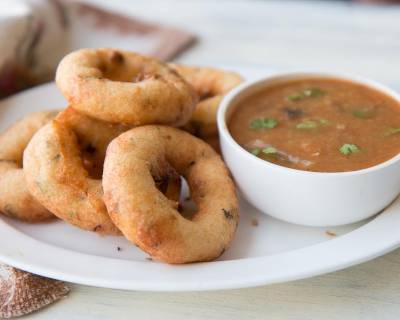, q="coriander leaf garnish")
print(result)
[287,92,303,101]
[296,120,318,129]
[339,143,360,155]
[250,148,260,156]
[249,118,278,130]
[352,108,376,119]
[303,88,324,97]
[287,88,325,101]
[262,147,277,155]
[319,118,330,126]
[296,118,331,130]
[384,127,400,136]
